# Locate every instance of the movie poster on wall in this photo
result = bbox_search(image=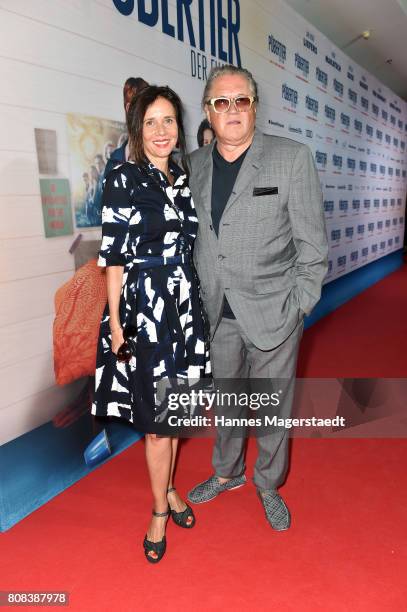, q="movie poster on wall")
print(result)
[39,178,73,238]
[66,113,126,228]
